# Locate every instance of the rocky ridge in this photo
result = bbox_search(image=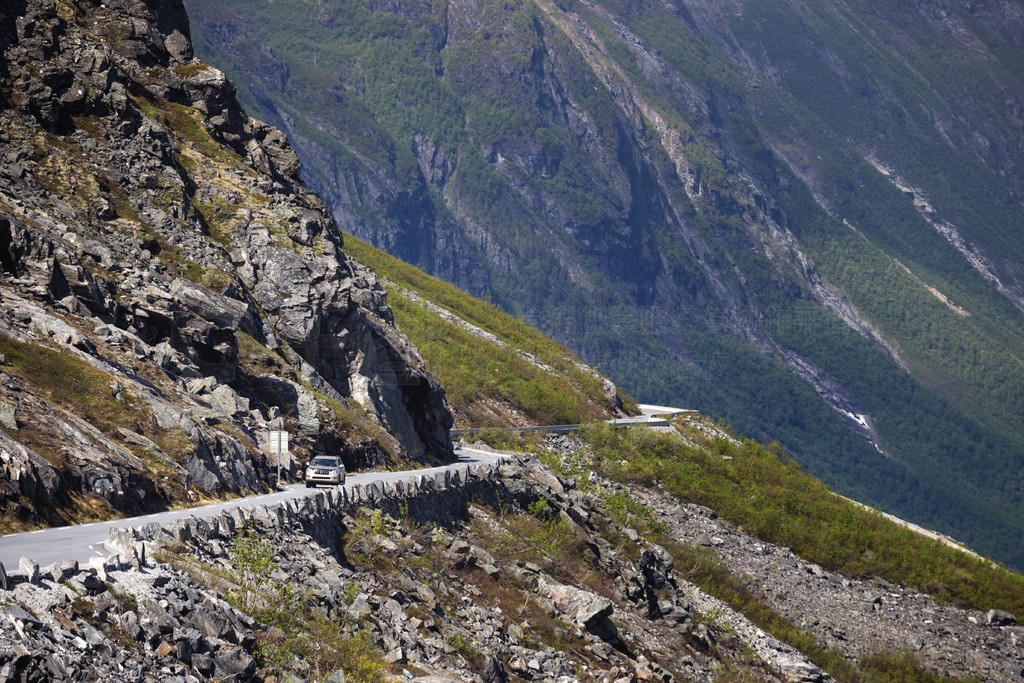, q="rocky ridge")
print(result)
[2,438,1021,681]
[0,0,454,525]
[0,451,807,682]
